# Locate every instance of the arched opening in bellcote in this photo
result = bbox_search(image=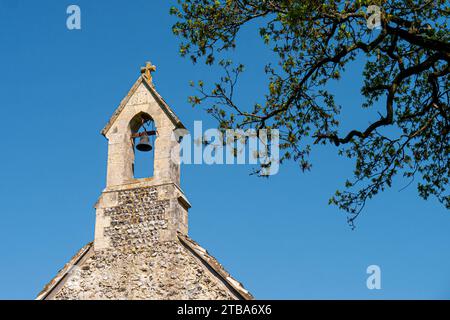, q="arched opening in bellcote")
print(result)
[129,112,156,179]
